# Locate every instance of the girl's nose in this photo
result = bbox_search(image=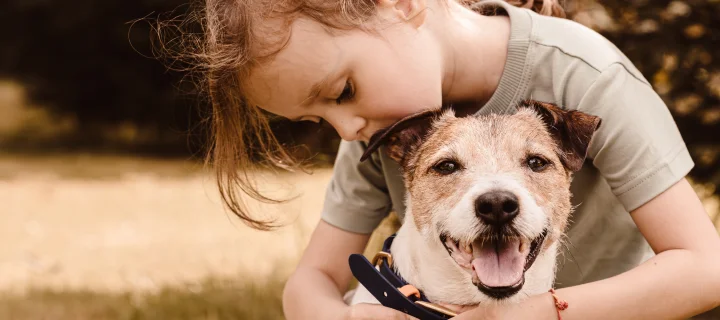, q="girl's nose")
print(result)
[325,111,366,141]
